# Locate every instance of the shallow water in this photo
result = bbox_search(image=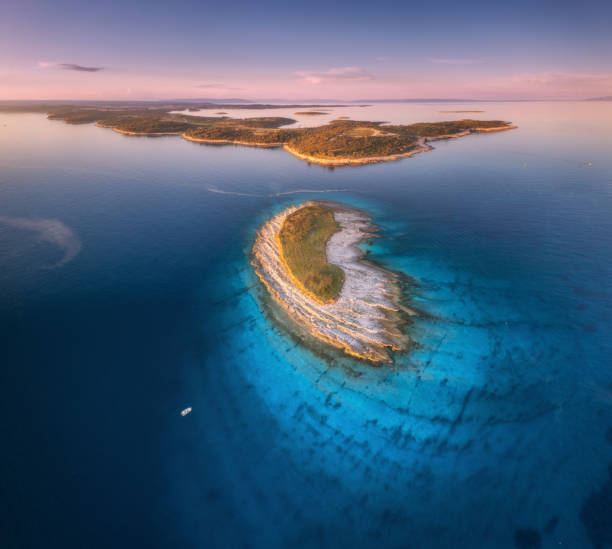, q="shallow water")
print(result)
[1,103,611,548]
